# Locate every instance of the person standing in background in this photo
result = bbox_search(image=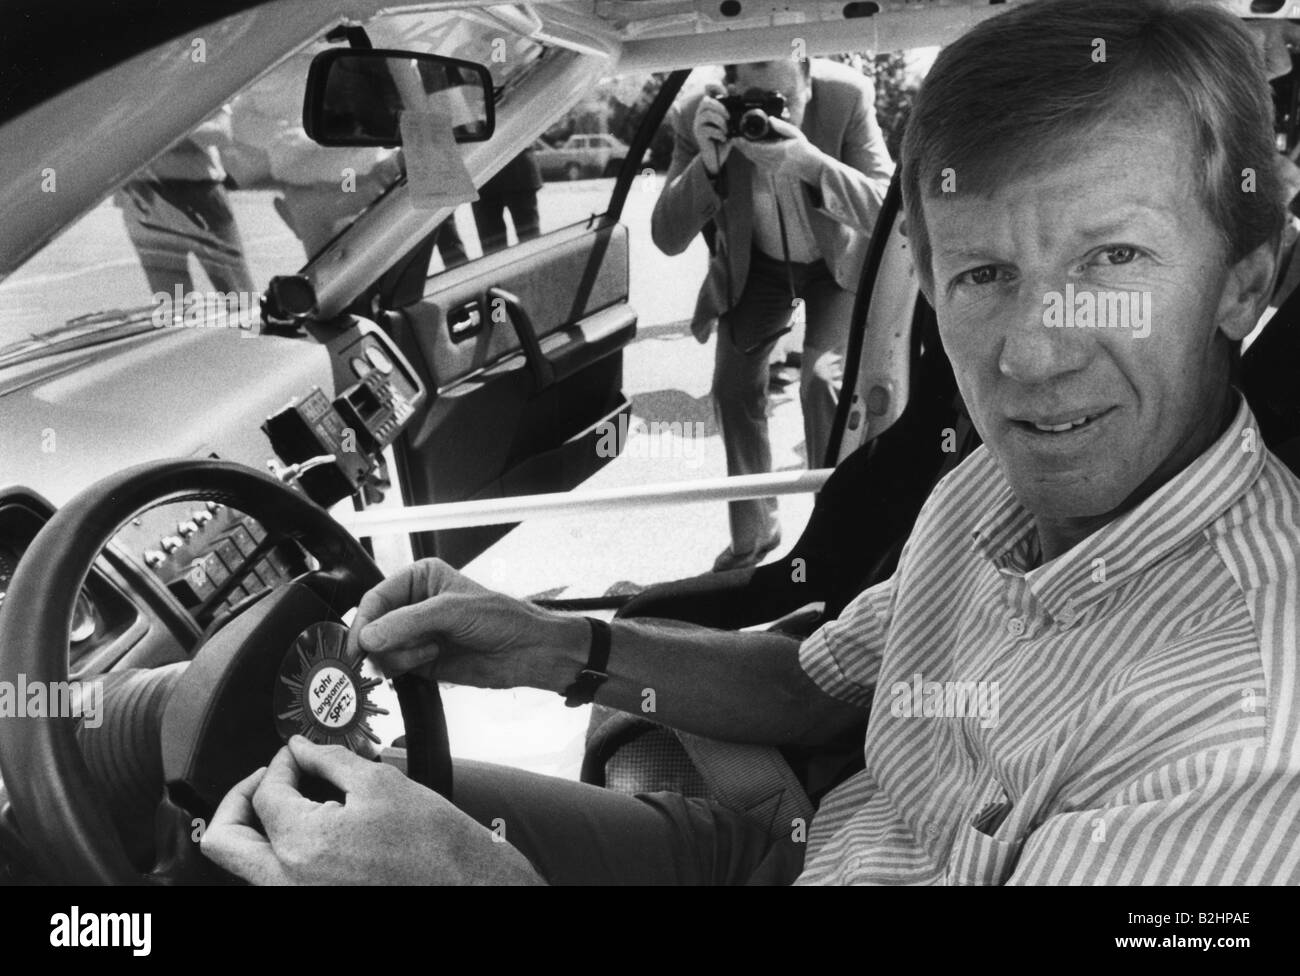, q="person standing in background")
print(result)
[652,57,893,571]
[473,148,543,254]
[115,110,256,297]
